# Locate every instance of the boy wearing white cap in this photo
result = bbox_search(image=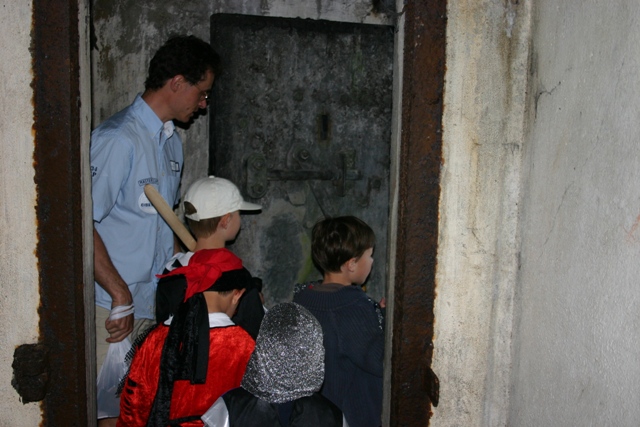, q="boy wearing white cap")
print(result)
[181,175,262,249]
[155,176,265,339]
[117,176,262,427]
